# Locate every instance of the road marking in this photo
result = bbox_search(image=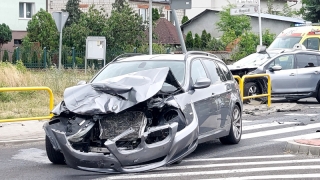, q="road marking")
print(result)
[274,132,320,142]
[183,154,294,162]
[285,113,319,116]
[242,120,253,123]
[12,148,50,164]
[159,159,320,170]
[242,122,320,139]
[198,174,320,180]
[310,107,320,109]
[104,165,320,179]
[242,121,297,131]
